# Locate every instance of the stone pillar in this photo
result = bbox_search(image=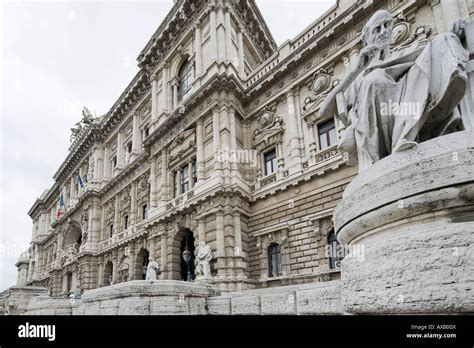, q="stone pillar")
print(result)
[213,107,221,170]
[294,87,305,158]
[188,159,194,189]
[89,201,102,251]
[348,46,360,72]
[285,90,302,174]
[196,118,205,181]
[229,106,237,172]
[160,234,167,279]
[224,7,232,61]
[172,80,178,109]
[130,181,137,226]
[150,158,158,208]
[114,197,120,232]
[175,169,182,197]
[210,6,218,60]
[111,254,118,284]
[151,75,159,124]
[149,238,156,260]
[93,146,104,182]
[160,64,170,115]
[160,149,169,203]
[132,112,141,155]
[70,176,76,200]
[103,145,110,178]
[233,212,242,254]
[194,21,202,76]
[215,211,225,275]
[237,28,245,77]
[127,249,135,281]
[198,219,206,243]
[116,131,124,168]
